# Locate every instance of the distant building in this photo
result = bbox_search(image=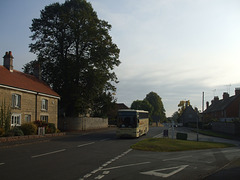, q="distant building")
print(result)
[203,88,240,122]
[178,105,200,126]
[108,103,129,125]
[0,51,60,127]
